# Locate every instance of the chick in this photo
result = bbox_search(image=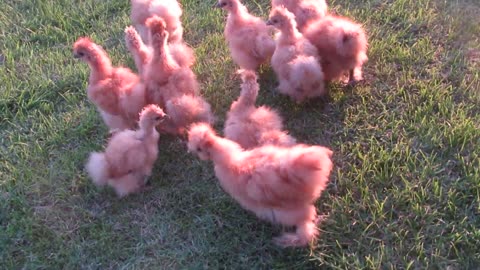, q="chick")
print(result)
[267,7,326,102]
[86,105,166,197]
[272,0,328,32]
[124,25,195,76]
[303,15,368,84]
[188,123,333,247]
[143,16,214,135]
[224,70,296,149]
[73,37,146,131]
[216,0,275,70]
[143,16,199,107]
[130,0,183,43]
